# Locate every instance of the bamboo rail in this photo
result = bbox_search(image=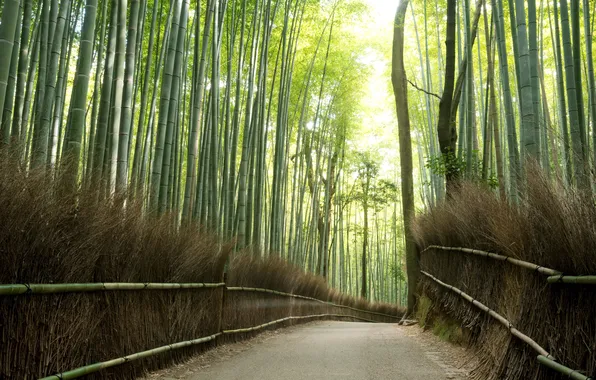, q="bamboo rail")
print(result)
[538,355,592,380]
[422,271,592,380]
[0,282,226,295]
[547,275,596,284]
[227,286,400,319]
[13,282,398,379]
[40,313,378,380]
[425,245,596,285]
[0,283,400,319]
[39,334,222,380]
[422,245,562,276]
